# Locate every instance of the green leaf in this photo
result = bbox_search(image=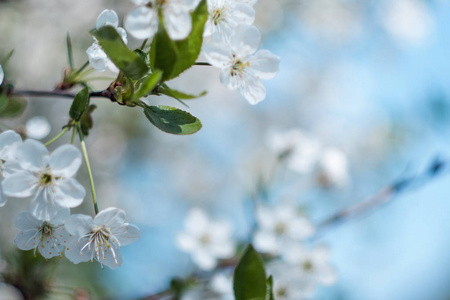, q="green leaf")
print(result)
[234,245,267,300]
[80,104,96,136]
[91,26,149,80]
[69,87,90,121]
[266,276,275,300]
[150,22,179,82]
[159,84,206,100]
[170,0,208,79]
[143,105,202,135]
[0,94,9,112]
[150,0,208,81]
[133,70,163,100]
[66,32,74,69]
[0,97,26,118]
